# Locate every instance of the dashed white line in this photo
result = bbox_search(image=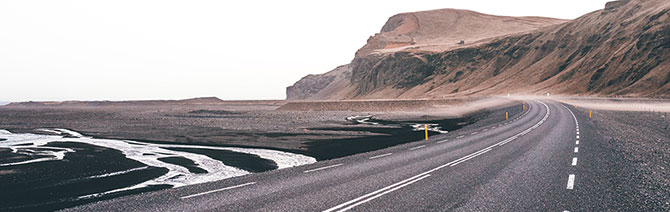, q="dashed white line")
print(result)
[436,139,448,144]
[471,132,478,135]
[457,135,465,139]
[304,163,343,173]
[567,174,575,189]
[409,145,426,150]
[562,104,582,193]
[181,182,256,199]
[369,153,392,159]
